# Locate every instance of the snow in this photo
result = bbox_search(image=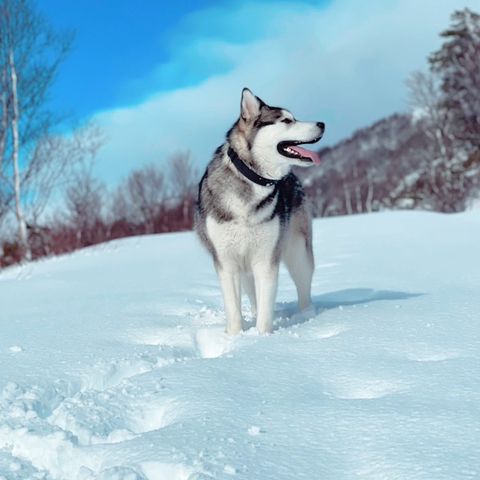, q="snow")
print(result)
[1,211,480,479]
